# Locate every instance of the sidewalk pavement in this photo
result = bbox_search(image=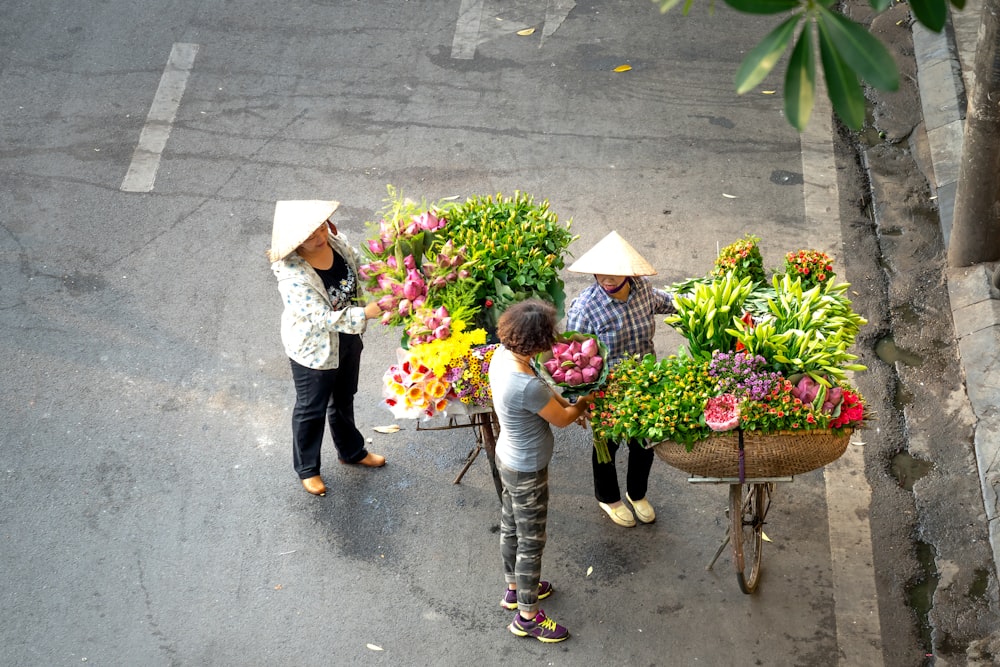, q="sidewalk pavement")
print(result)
[912,0,1000,579]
